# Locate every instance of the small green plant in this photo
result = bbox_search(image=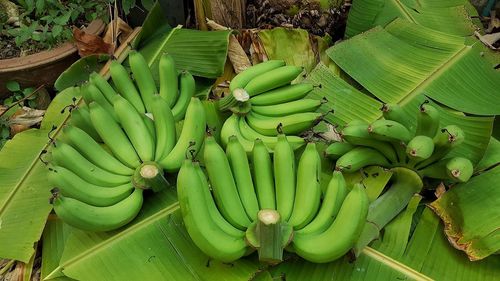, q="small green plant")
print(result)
[4,81,37,108]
